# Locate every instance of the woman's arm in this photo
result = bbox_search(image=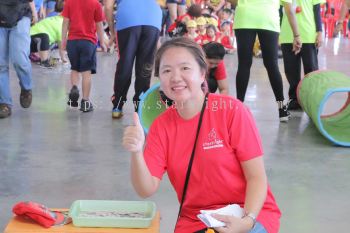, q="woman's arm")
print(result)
[241,157,267,218]
[283,2,302,54]
[123,113,160,198]
[213,157,267,233]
